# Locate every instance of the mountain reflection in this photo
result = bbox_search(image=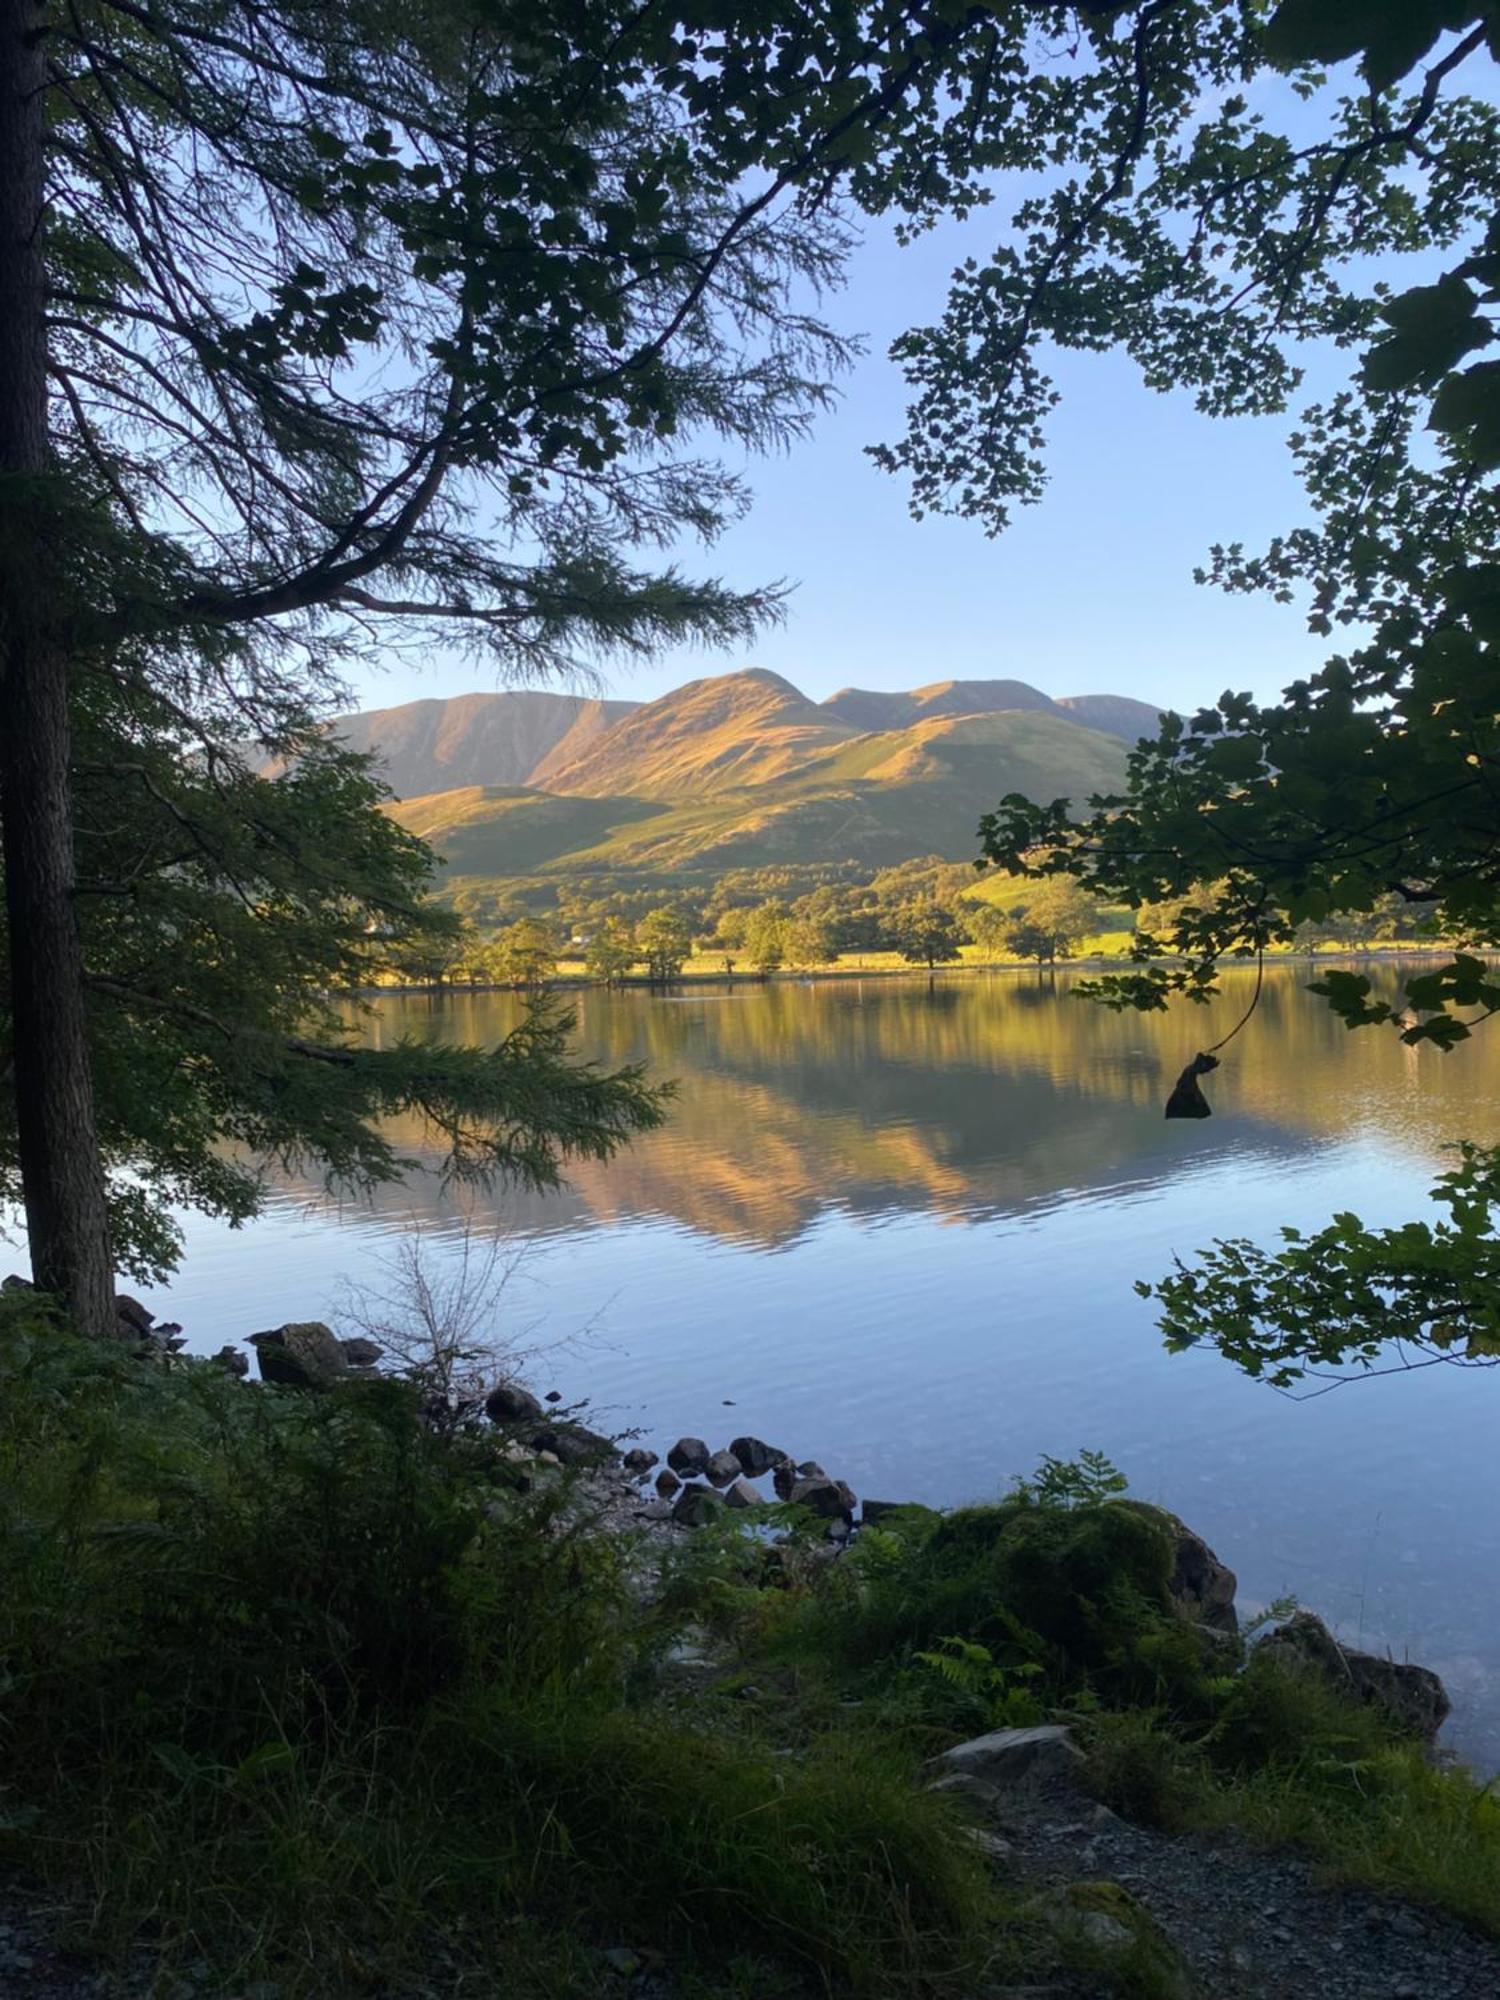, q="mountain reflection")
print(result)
[262,964,1475,1249]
